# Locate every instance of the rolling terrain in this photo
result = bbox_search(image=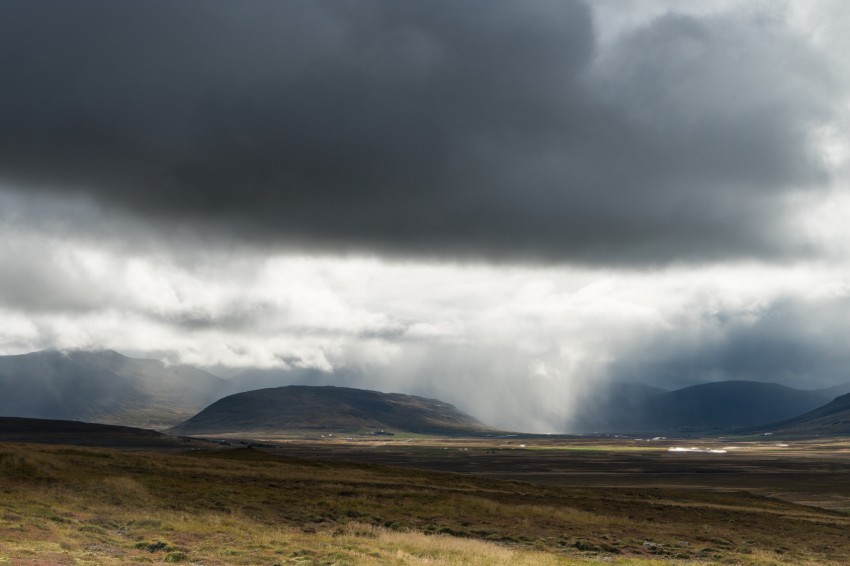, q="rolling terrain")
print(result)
[4,434,850,564]
[170,385,490,436]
